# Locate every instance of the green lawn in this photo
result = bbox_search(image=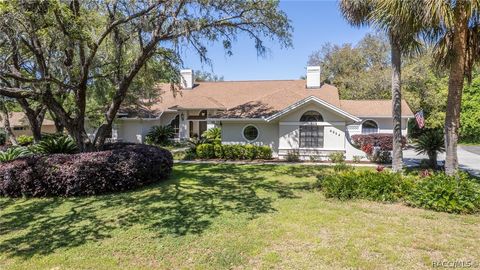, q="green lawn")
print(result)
[1,164,479,270]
